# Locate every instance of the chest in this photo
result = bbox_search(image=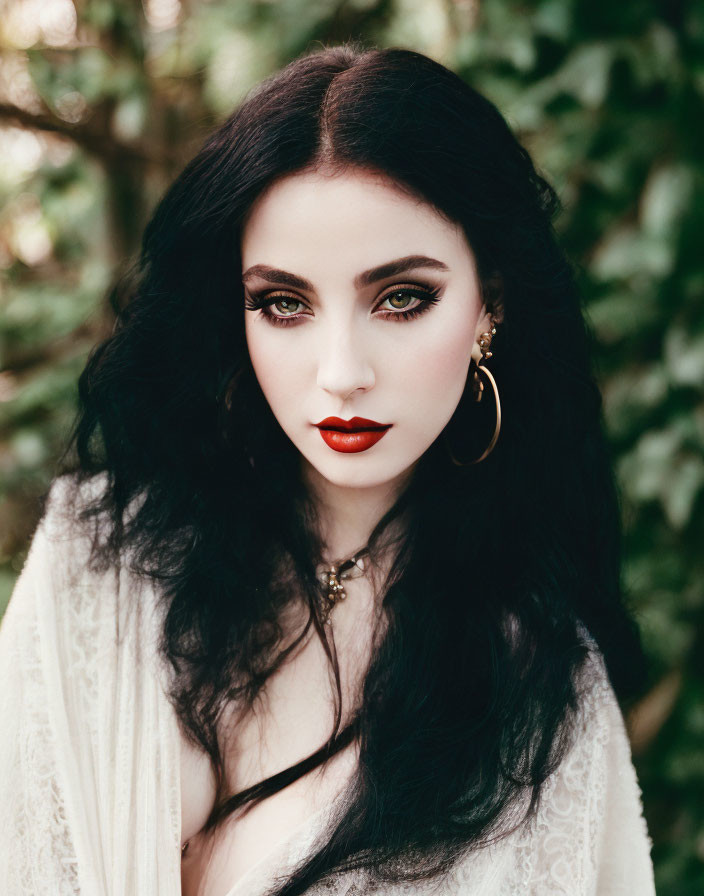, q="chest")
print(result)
[180,586,379,896]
